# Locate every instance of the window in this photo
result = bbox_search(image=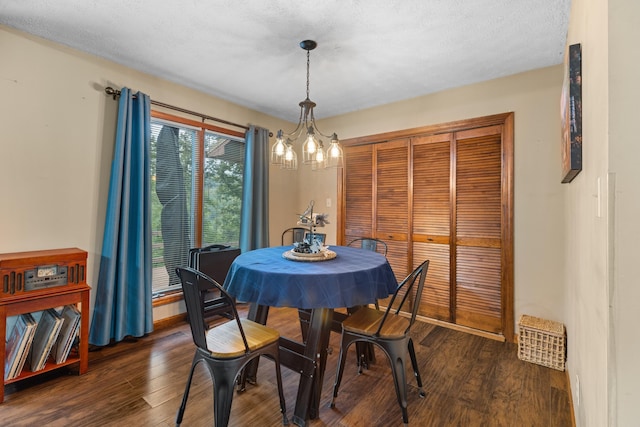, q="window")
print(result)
[150,113,245,295]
